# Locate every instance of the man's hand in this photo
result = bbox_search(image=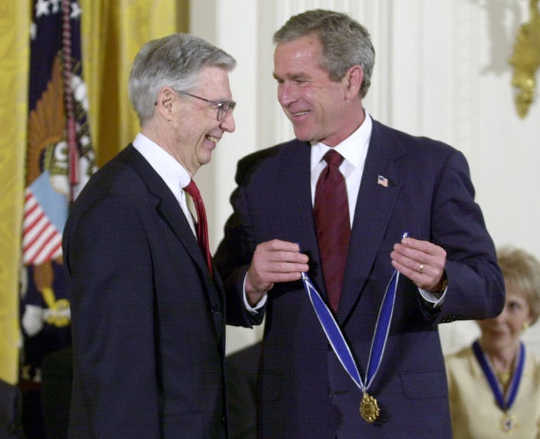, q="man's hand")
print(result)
[245,239,309,306]
[391,236,447,293]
